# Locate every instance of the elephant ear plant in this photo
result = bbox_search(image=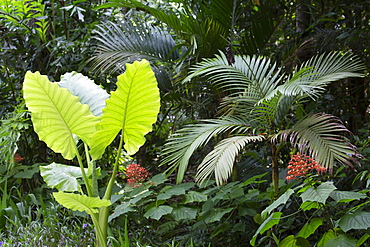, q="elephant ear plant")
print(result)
[22,60,160,247]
